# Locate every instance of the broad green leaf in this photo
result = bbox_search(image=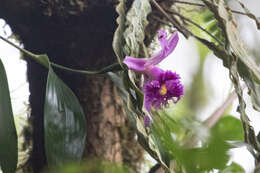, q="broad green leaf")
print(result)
[123,0,151,57]
[44,57,86,166]
[0,59,17,173]
[188,7,224,45]
[219,162,245,173]
[180,132,230,172]
[212,116,243,141]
